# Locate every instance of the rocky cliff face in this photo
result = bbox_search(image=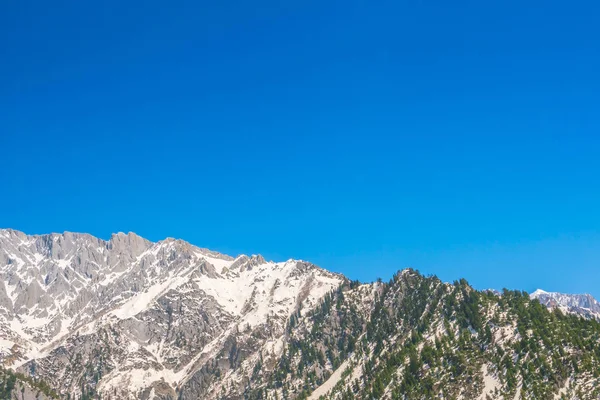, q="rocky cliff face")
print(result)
[0,229,342,399]
[2,229,600,400]
[530,289,600,320]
